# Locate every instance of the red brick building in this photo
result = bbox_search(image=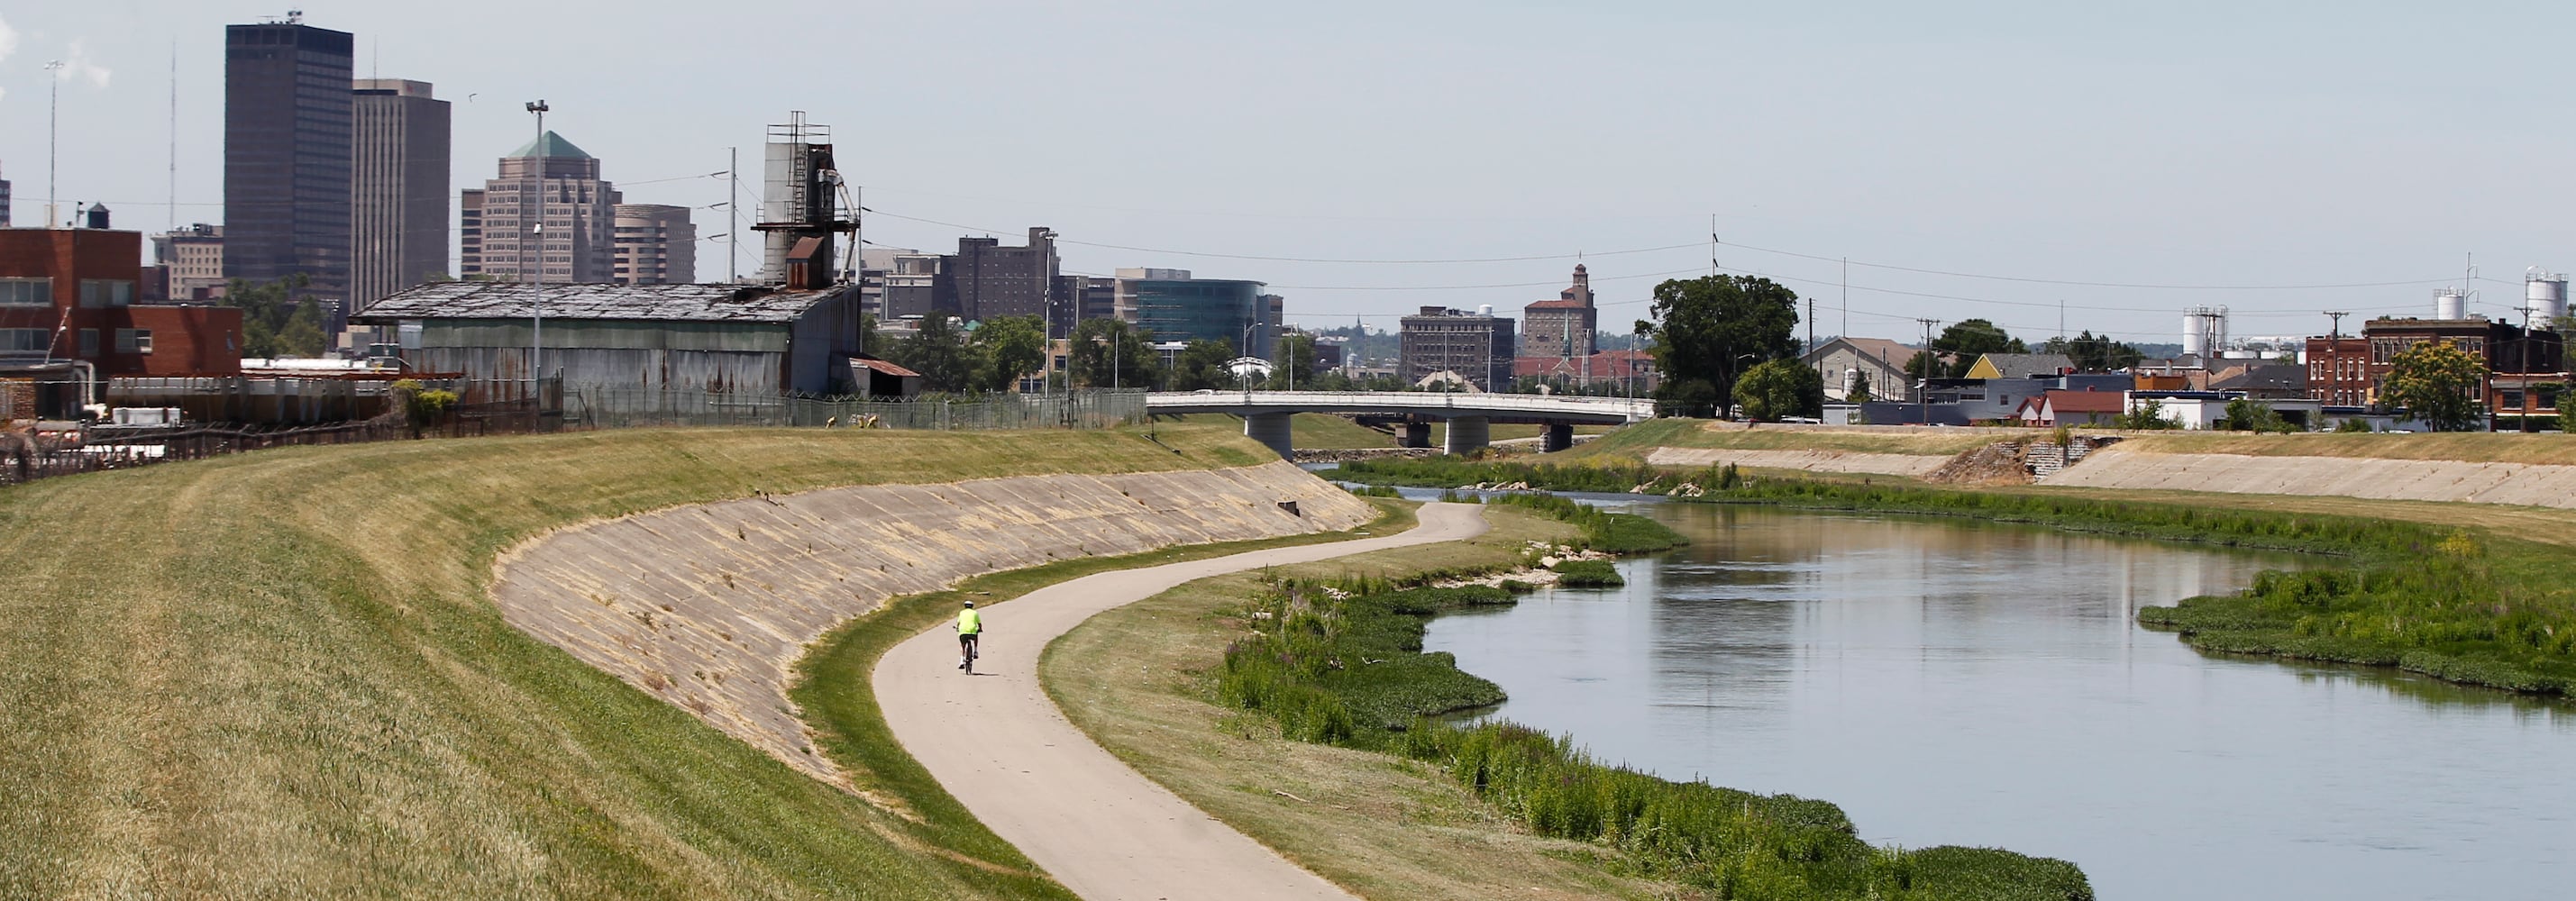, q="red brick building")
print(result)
[2319,317,2569,425]
[3,228,243,417]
